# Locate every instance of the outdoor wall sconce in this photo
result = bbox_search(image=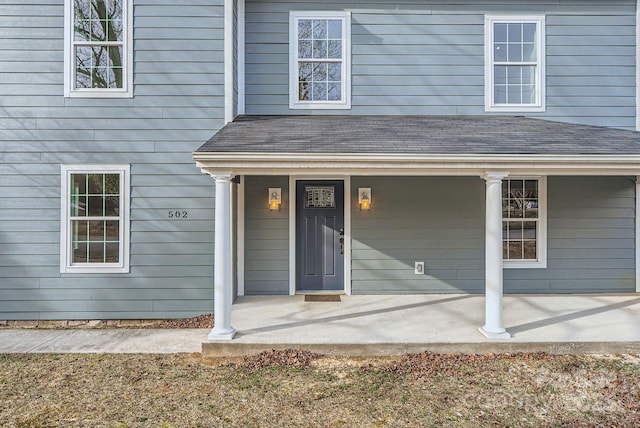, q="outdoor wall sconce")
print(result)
[268,188,282,210]
[358,188,371,210]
